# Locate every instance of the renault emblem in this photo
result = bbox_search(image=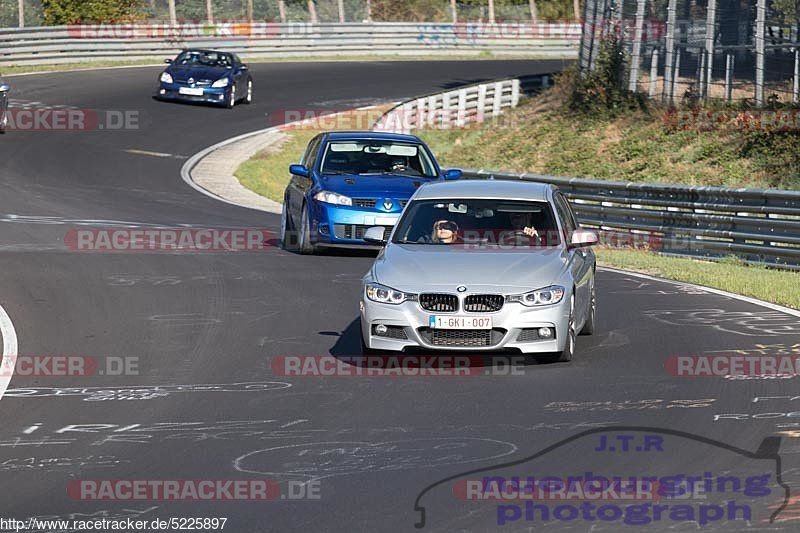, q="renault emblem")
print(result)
[457,285,467,293]
[383,199,393,210]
